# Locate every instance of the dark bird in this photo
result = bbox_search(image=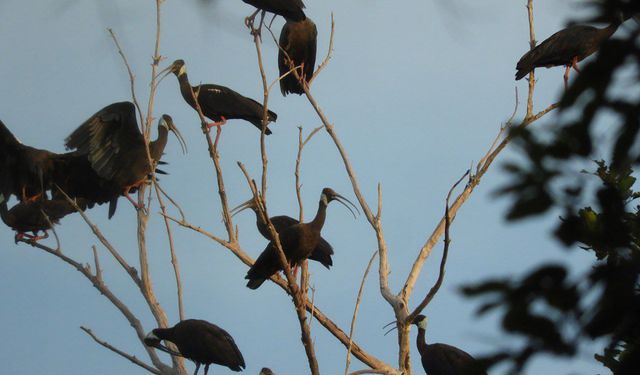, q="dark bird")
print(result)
[1,118,60,202]
[65,101,186,212]
[412,315,486,375]
[231,195,334,269]
[0,193,85,242]
[245,188,357,290]
[0,118,119,215]
[144,319,245,375]
[515,15,624,88]
[278,17,317,96]
[166,59,277,145]
[242,0,306,27]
